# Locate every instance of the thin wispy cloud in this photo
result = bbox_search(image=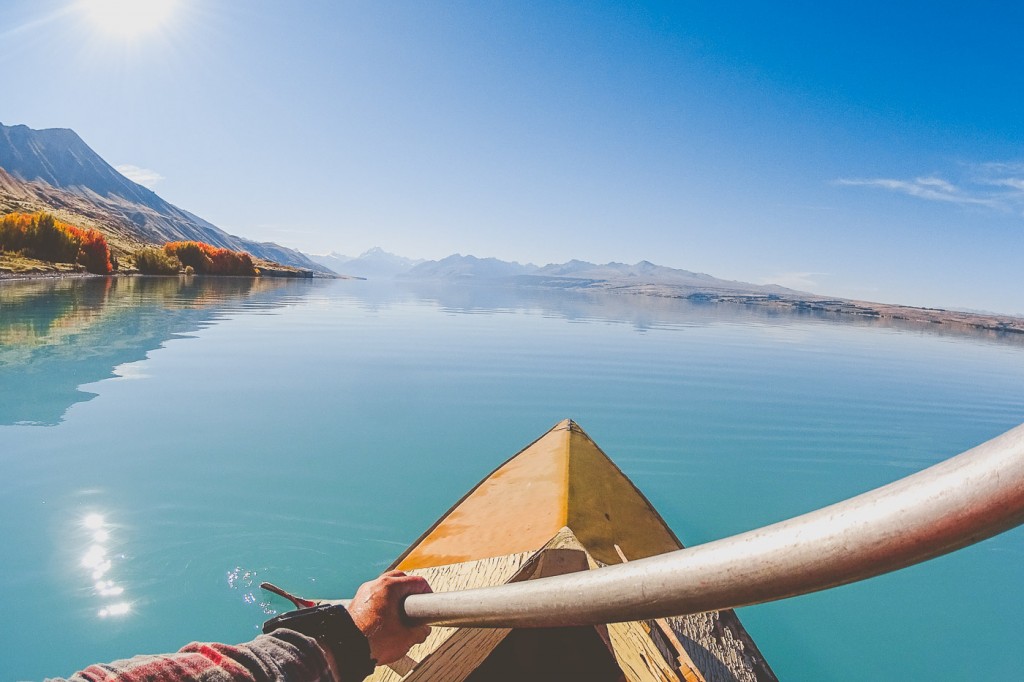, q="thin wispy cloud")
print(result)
[836,162,1024,214]
[116,164,164,188]
[988,178,1024,193]
[973,163,1024,197]
[835,177,998,207]
[975,161,1024,175]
